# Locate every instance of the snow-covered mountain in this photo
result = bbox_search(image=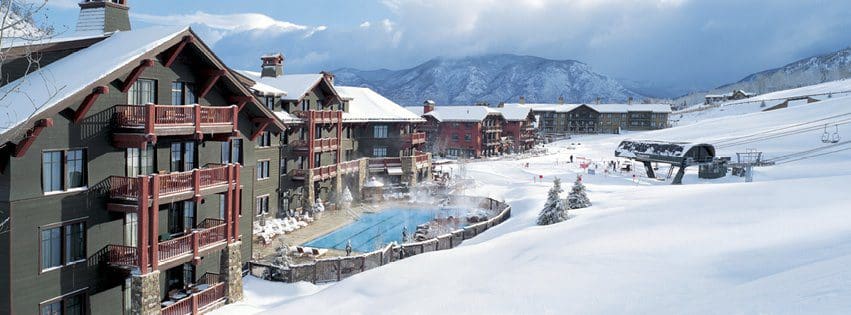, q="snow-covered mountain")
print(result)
[334,54,646,106]
[676,47,851,106]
